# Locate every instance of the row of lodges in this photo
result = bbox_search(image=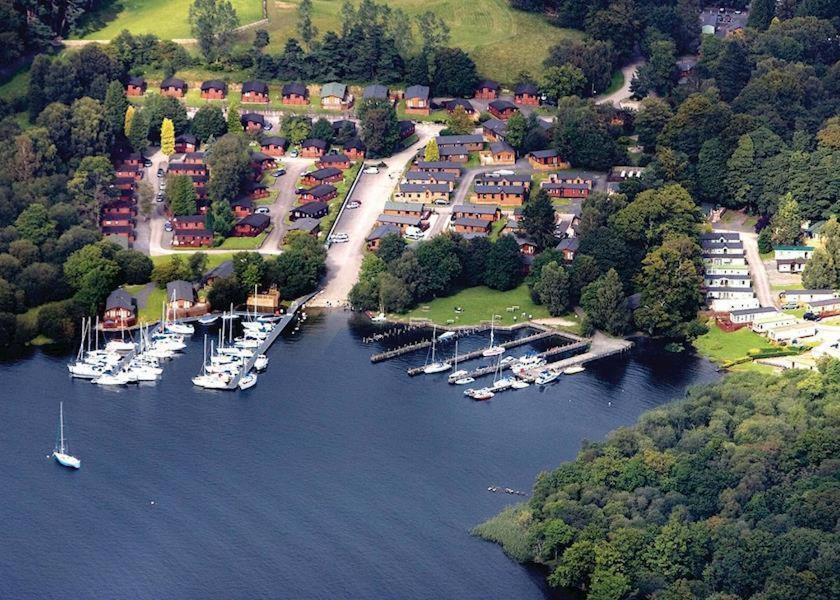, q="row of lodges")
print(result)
[700,232,757,313]
[101,151,146,246]
[170,149,278,248]
[103,280,206,329]
[726,289,840,344]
